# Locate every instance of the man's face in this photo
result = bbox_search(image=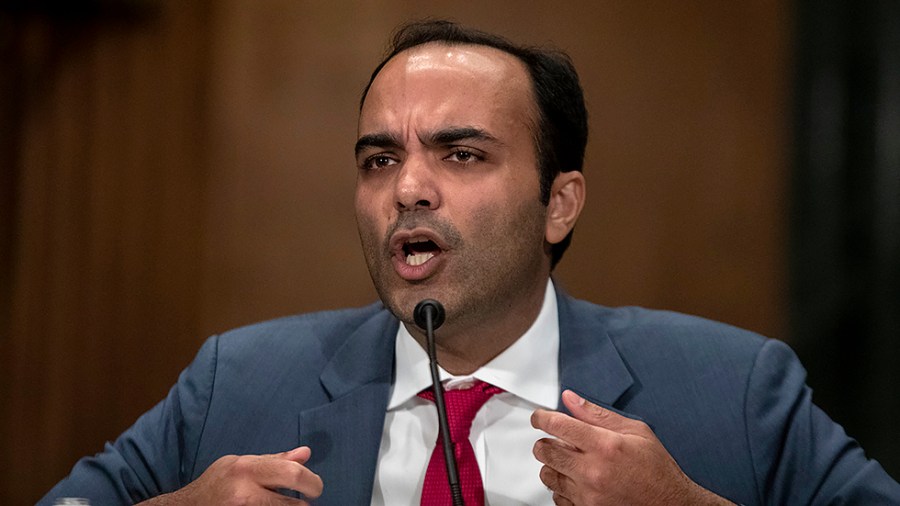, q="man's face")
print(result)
[355,43,551,331]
